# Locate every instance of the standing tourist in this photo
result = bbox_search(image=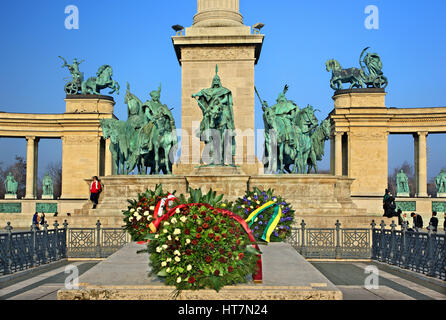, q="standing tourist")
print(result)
[410,212,423,231]
[90,176,102,209]
[429,211,438,232]
[32,212,40,230]
[40,213,46,227]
